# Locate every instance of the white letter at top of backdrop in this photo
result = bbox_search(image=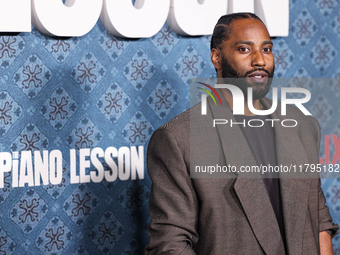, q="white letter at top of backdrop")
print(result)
[167,0,228,36]
[227,0,254,13]
[256,0,289,37]
[31,0,103,37]
[0,0,31,32]
[101,0,170,38]
[228,0,289,37]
